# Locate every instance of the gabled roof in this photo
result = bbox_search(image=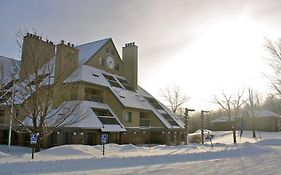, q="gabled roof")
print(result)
[75,38,110,65]
[254,109,281,118]
[64,65,184,129]
[0,56,20,84]
[23,101,126,132]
